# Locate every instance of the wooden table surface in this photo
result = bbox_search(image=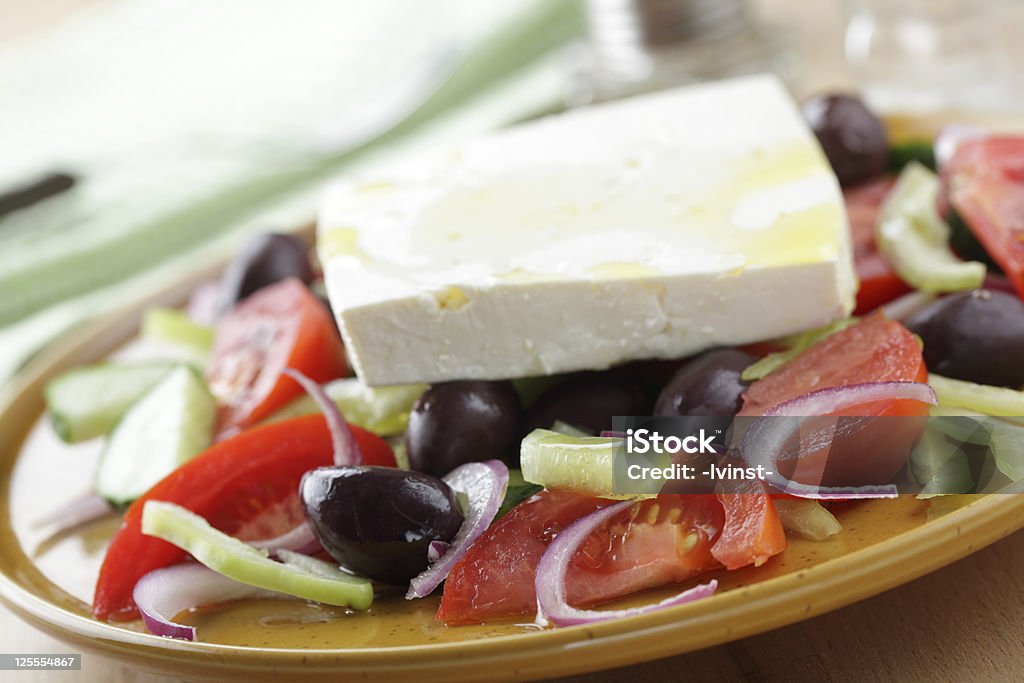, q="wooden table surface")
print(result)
[3,2,1022,681]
